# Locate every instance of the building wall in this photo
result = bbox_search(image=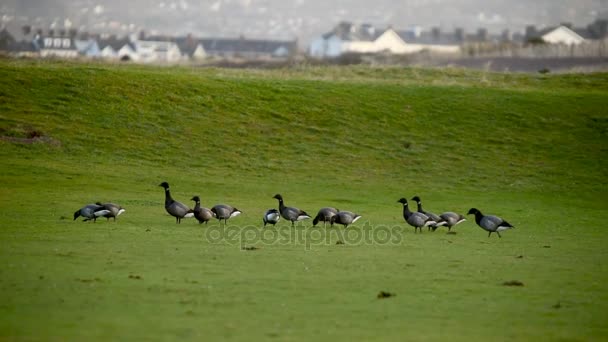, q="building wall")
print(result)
[542,27,585,45]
